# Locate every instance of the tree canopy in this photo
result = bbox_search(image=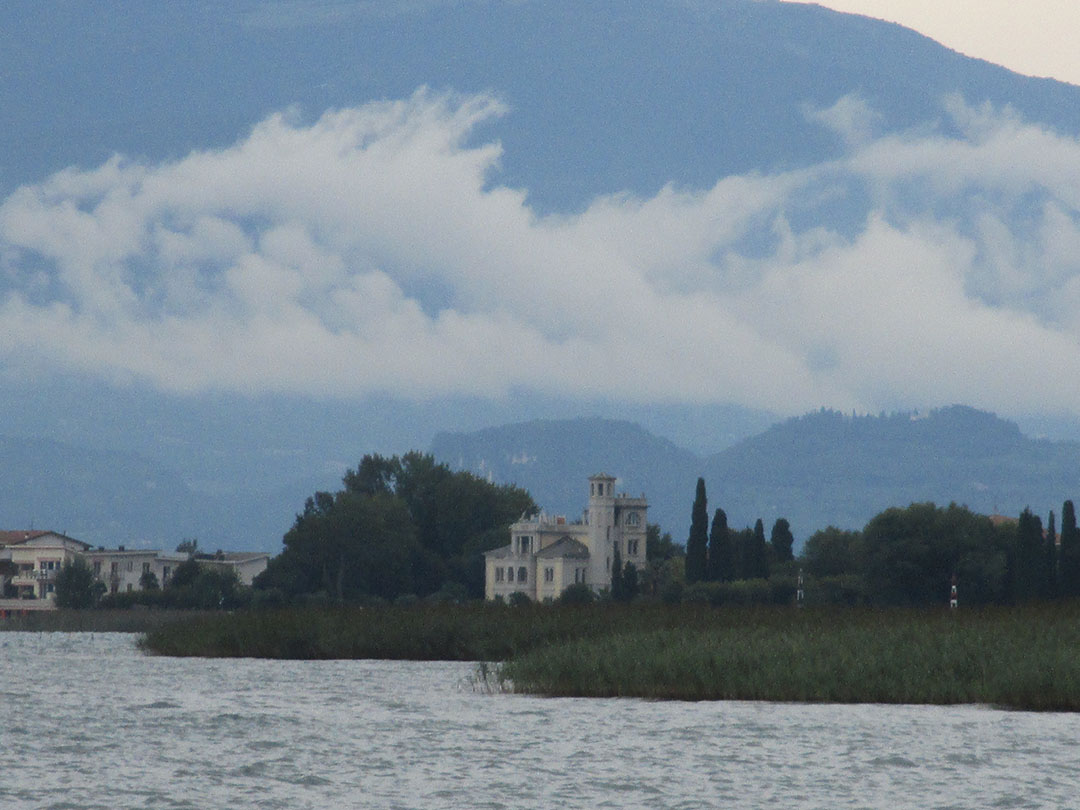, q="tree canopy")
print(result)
[256,452,535,602]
